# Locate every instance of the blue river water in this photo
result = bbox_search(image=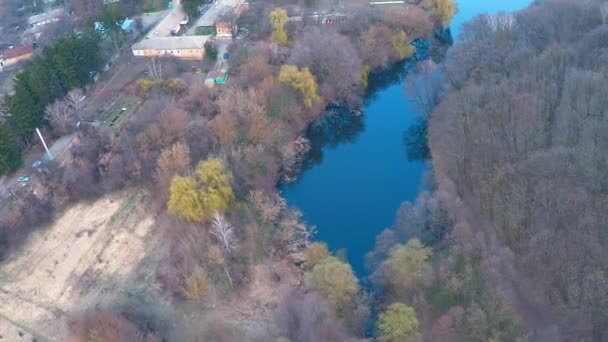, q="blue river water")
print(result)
[281,0,532,276]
